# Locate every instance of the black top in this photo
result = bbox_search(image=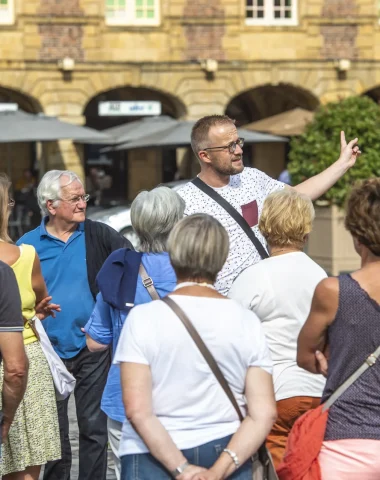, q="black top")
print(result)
[0,261,23,333]
[323,274,380,441]
[84,219,133,300]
